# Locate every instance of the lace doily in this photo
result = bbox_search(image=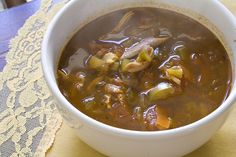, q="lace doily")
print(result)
[0,0,68,156]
